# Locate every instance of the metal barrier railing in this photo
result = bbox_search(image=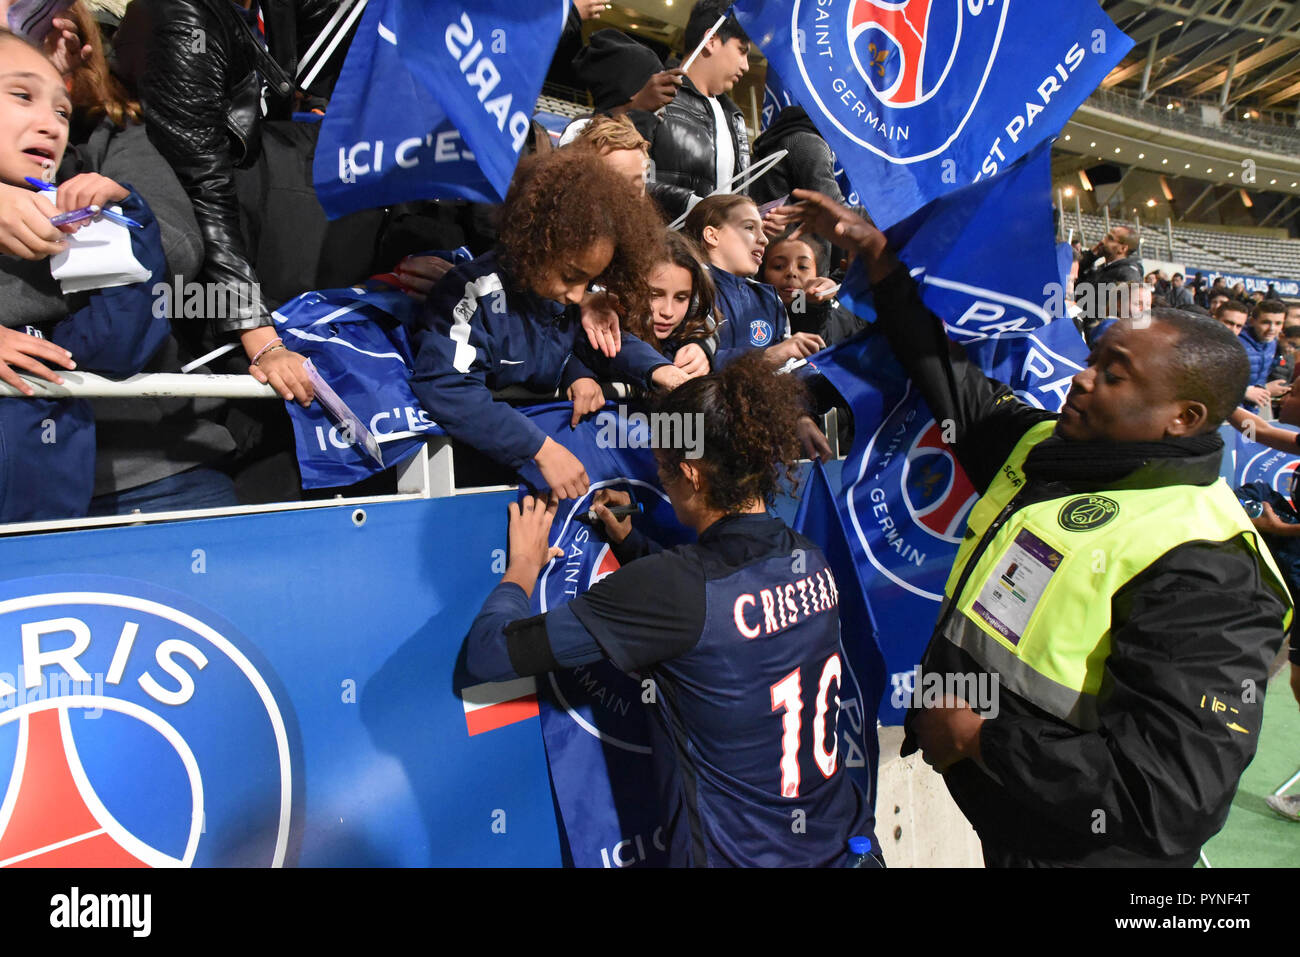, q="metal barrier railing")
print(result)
[0,372,842,526]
